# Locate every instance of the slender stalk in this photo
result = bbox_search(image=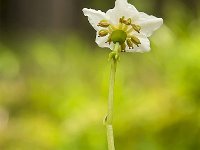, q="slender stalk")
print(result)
[106,42,120,150]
